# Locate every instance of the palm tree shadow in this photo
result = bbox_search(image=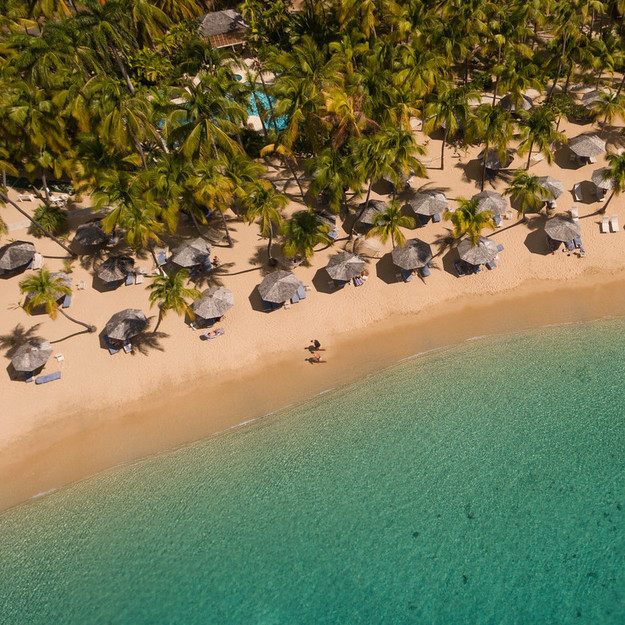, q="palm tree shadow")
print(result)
[132,329,168,355]
[375,253,401,284]
[430,228,456,258]
[50,328,92,344]
[0,323,44,358]
[247,245,278,277]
